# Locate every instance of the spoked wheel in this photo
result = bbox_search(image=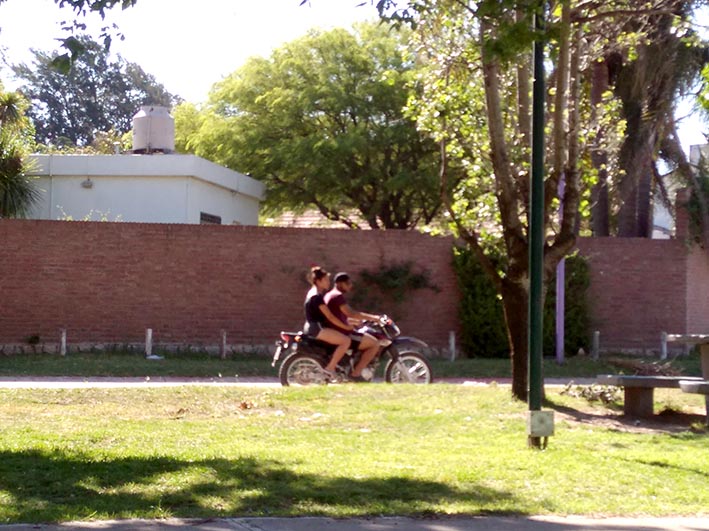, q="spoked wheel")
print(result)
[279,352,330,387]
[384,351,433,384]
